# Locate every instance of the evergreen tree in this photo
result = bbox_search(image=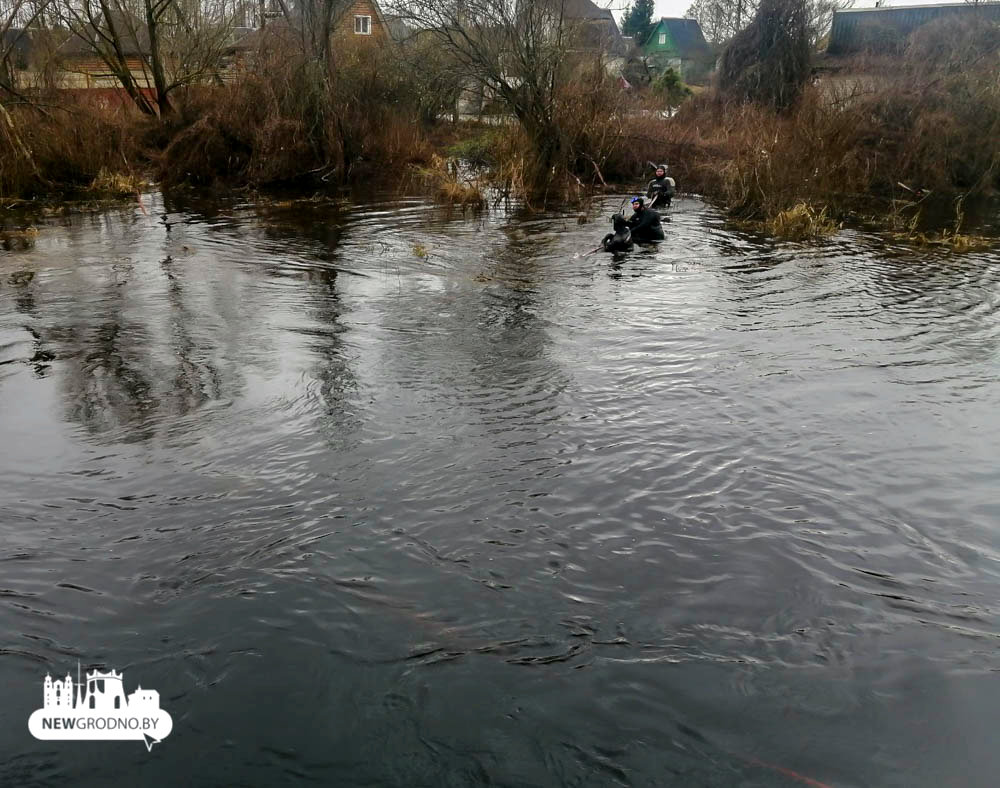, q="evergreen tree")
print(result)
[622,0,657,45]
